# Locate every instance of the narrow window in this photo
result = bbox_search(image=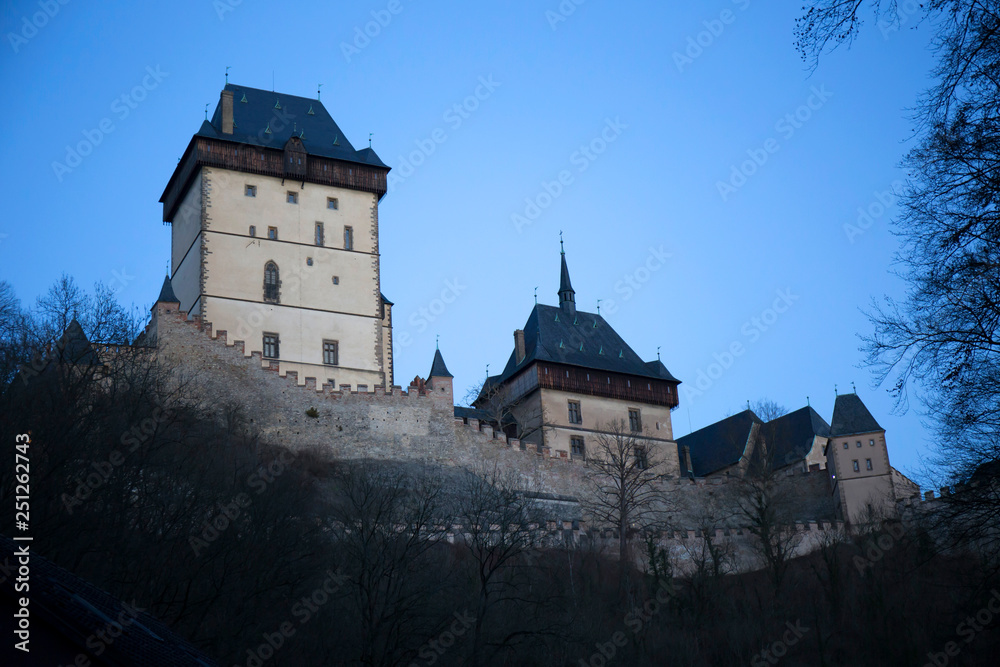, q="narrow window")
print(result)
[327,197,339,210]
[245,184,257,197]
[843,442,849,449]
[287,191,298,204]
[568,401,582,424]
[263,333,279,359]
[869,439,875,446]
[852,460,860,472]
[263,261,280,302]
[570,436,585,460]
[634,447,649,470]
[856,441,862,448]
[306,257,313,266]
[249,225,256,237]
[315,222,324,246]
[629,409,642,432]
[332,276,339,285]
[866,458,873,471]
[323,340,339,366]
[344,226,353,250]
[267,226,278,240]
